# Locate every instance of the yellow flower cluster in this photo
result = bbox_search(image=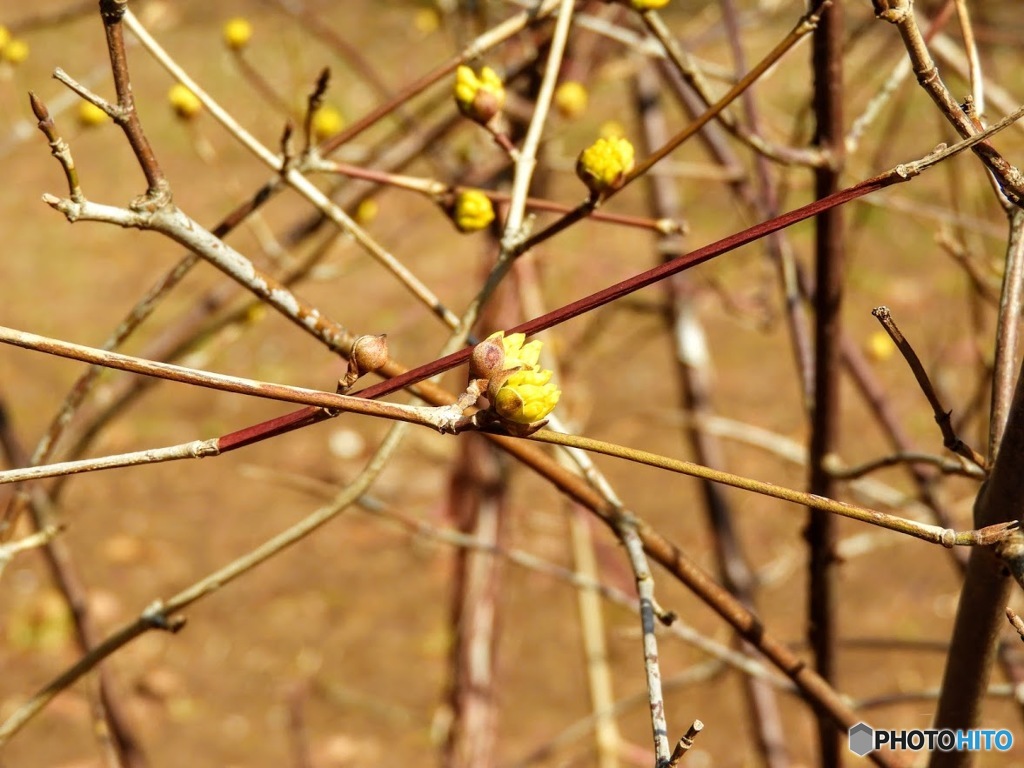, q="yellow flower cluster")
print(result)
[575,136,635,197]
[479,332,561,426]
[453,65,505,124]
[452,190,495,233]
